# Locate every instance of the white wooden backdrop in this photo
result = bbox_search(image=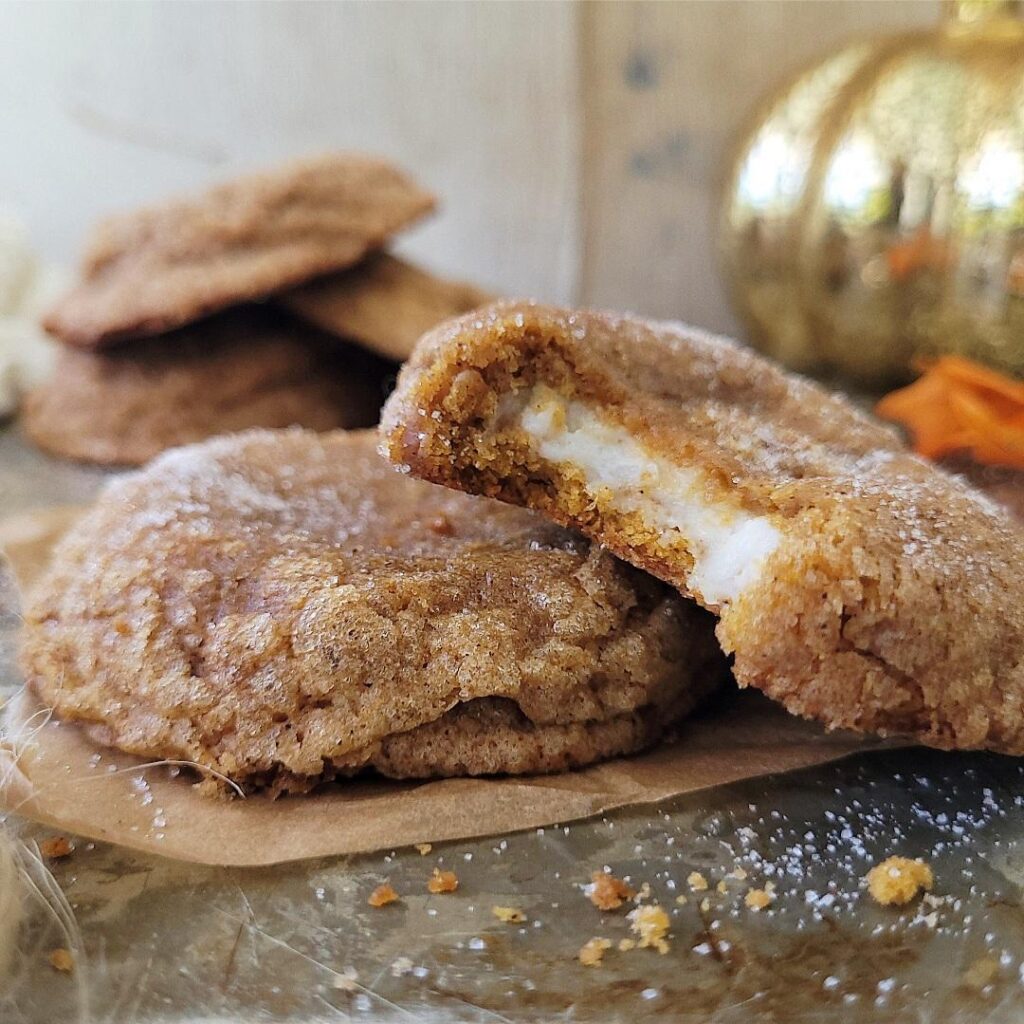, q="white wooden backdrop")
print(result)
[0,0,938,338]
